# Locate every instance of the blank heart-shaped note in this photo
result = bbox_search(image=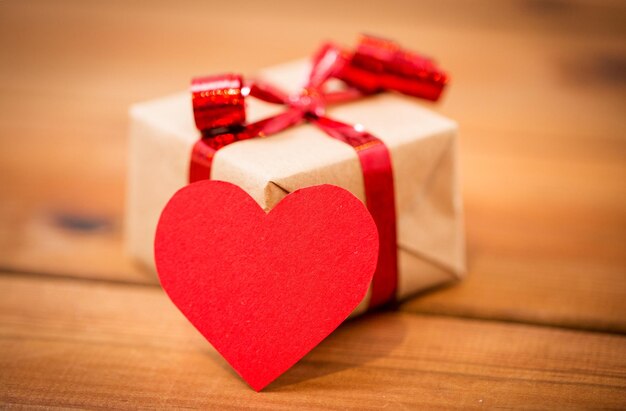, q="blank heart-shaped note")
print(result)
[154,180,378,390]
